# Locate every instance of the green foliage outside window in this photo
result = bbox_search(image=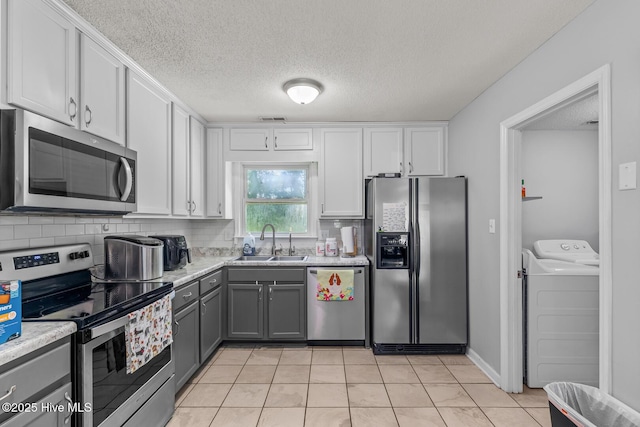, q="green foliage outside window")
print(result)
[245,168,308,233]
